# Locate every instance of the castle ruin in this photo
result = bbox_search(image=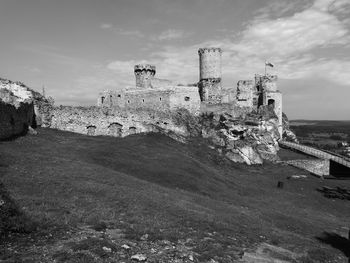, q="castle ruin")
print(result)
[97,48,283,137]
